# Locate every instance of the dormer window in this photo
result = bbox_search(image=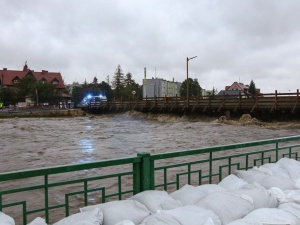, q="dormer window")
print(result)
[12,76,20,84]
[51,78,59,85]
[41,77,47,84]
